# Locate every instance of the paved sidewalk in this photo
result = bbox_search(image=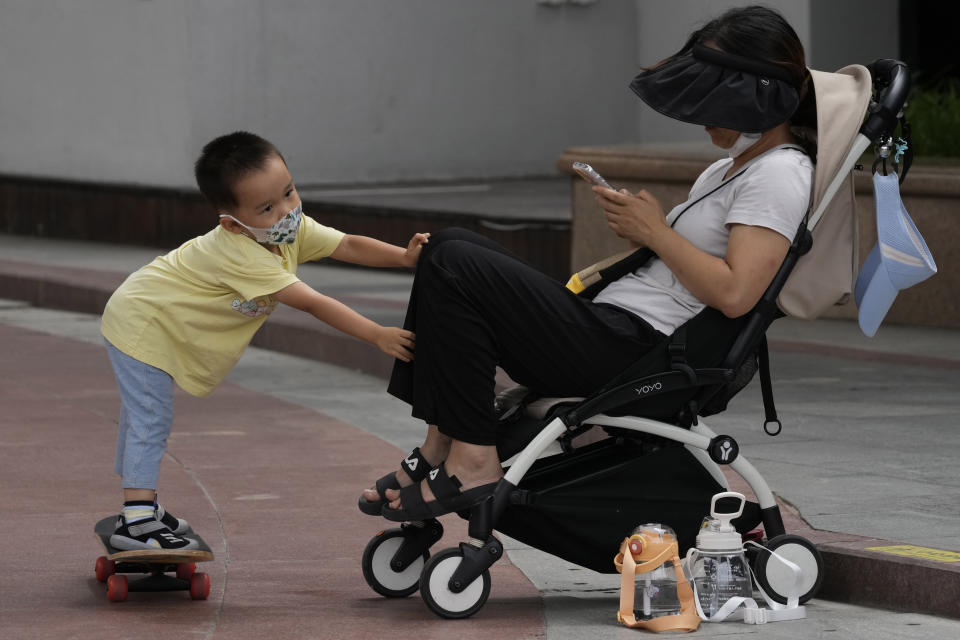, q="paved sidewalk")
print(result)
[1,231,960,634]
[0,316,542,640]
[2,303,959,639]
